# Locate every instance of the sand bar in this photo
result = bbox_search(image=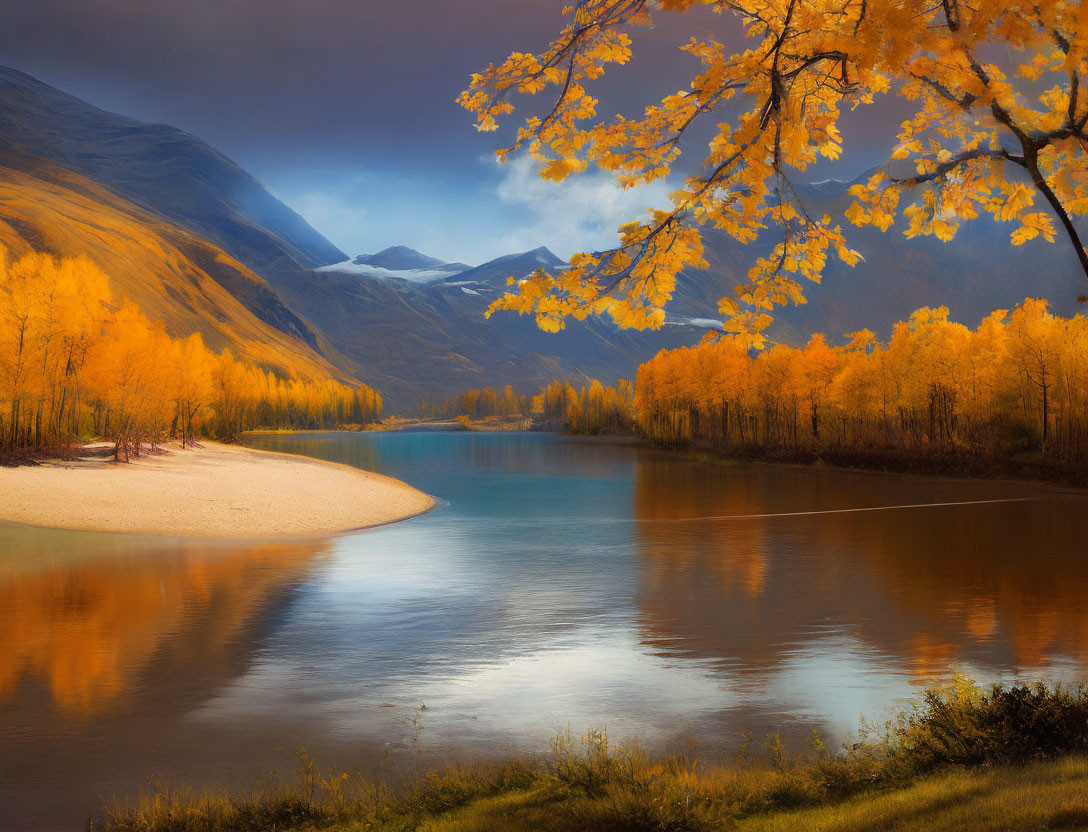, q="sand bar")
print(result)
[0,442,435,539]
